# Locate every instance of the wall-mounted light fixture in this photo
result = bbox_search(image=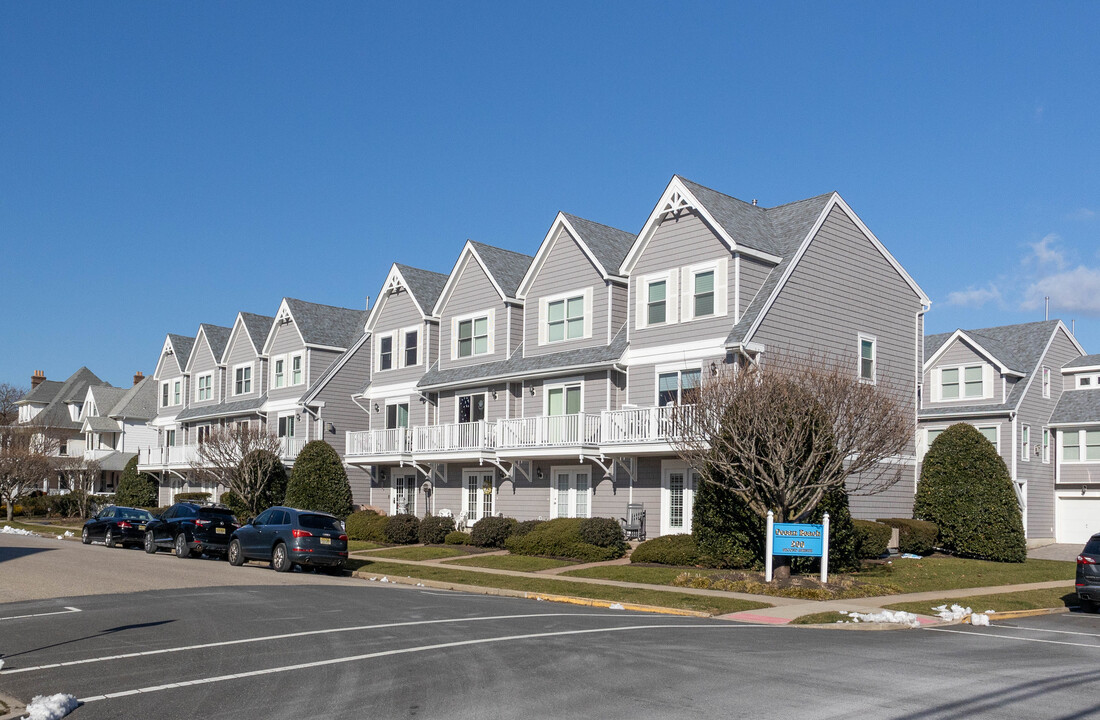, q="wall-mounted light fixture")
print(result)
[536,466,544,480]
[373,403,379,412]
[710,361,718,376]
[529,387,536,396]
[327,422,336,434]
[378,469,387,481]
[491,389,498,400]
